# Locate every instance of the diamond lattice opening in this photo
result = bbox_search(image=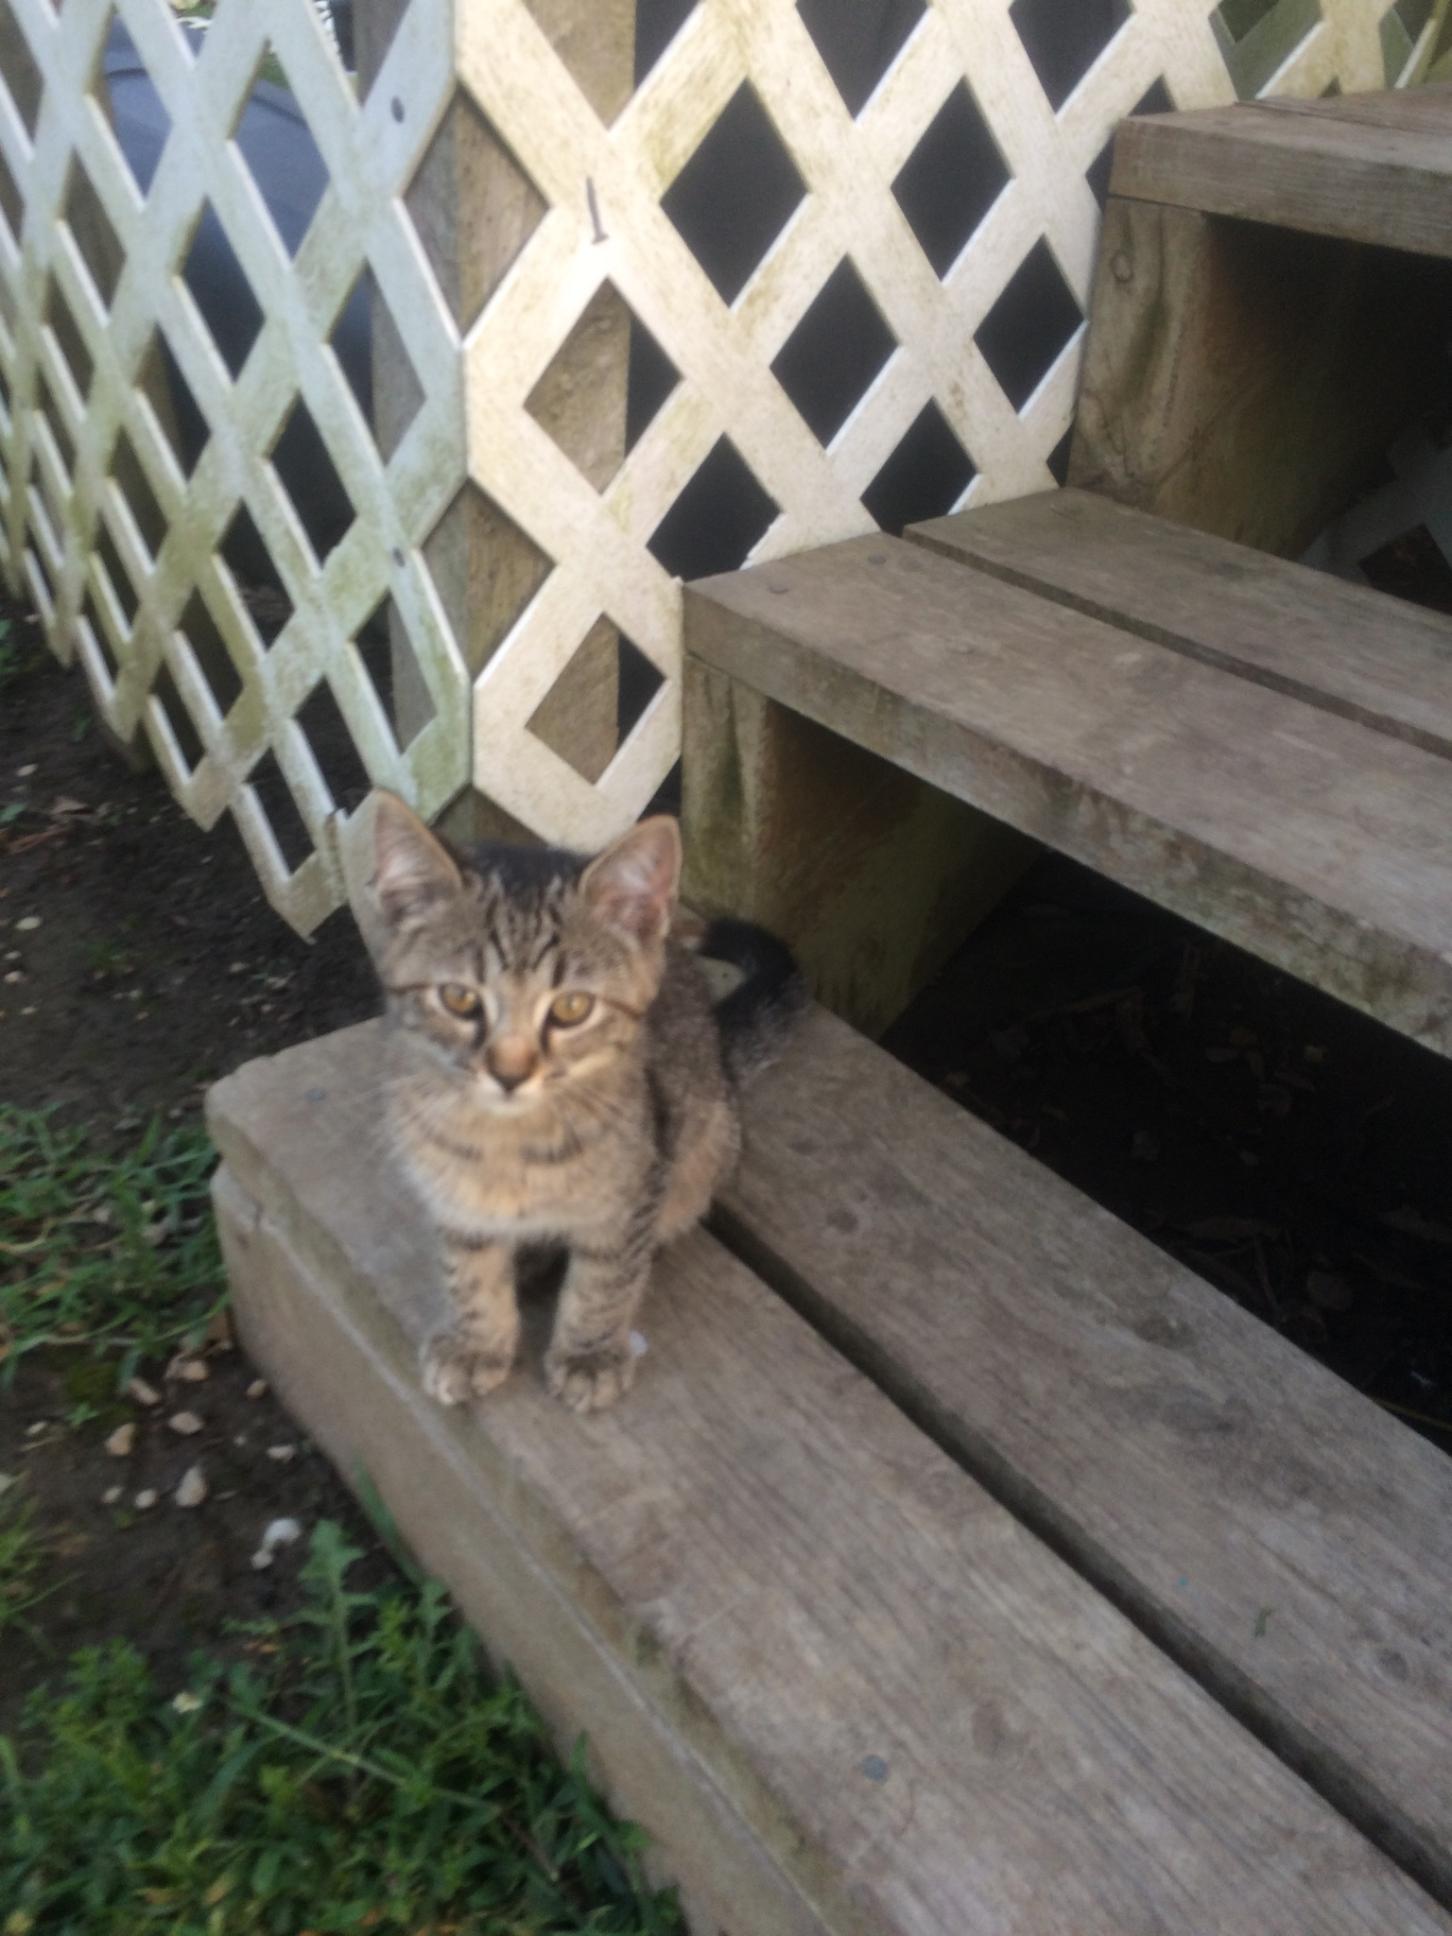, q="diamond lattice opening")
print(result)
[797,0,926,117]
[1087,78,1172,205]
[270,399,355,566]
[862,401,975,534]
[181,201,265,379]
[406,94,546,334]
[44,278,93,400]
[526,620,666,785]
[61,160,123,312]
[661,84,806,306]
[1010,0,1130,112]
[331,266,423,463]
[244,750,313,875]
[355,0,408,100]
[94,514,140,630]
[975,239,1081,412]
[80,587,120,690]
[219,502,294,644]
[772,258,896,447]
[35,372,76,484]
[298,677,373,814]
[103,8,171,198]
[110,430,166,561]
[1212,0,1321,97]
[522,0,635,122]
[636,0,698,84]
[527,284,679,491]
[0,0,43,135]
[177,588,244,720]
[648,437,779,580]
[1384,0,1434,78]
[353,594,434,753]
[1047,426,1073,486]
[136,328,208,479]
[233,45,329,258]
[151,657,205,775]
[0,133,23,242]
[422,482,553,672]
[892,82,1007,278]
